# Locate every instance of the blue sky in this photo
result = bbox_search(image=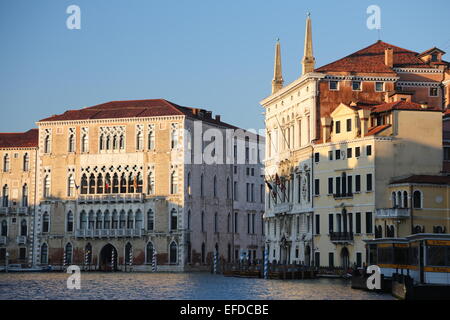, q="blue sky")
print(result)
[0,0,449,132]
